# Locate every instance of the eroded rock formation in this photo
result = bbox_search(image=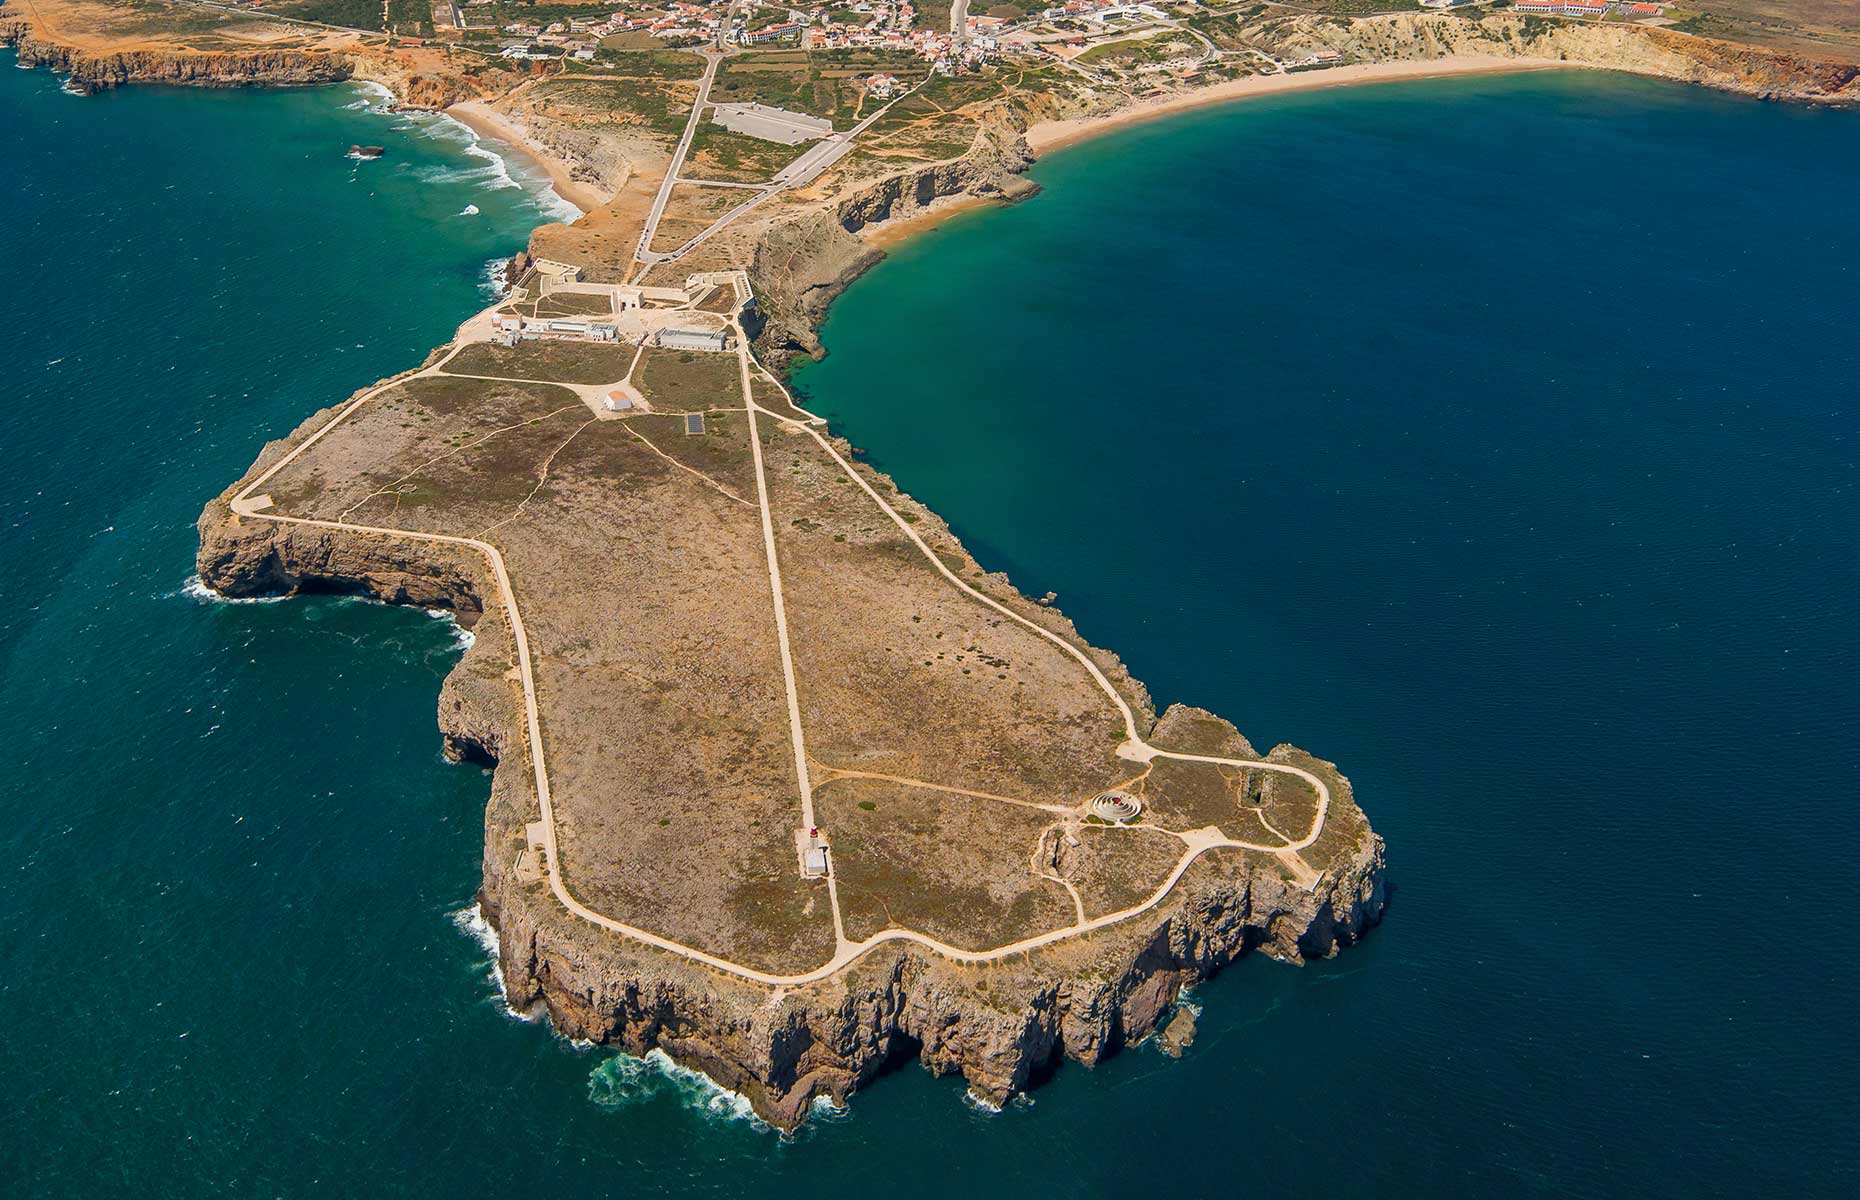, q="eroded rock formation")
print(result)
[196,399,1384,1129]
